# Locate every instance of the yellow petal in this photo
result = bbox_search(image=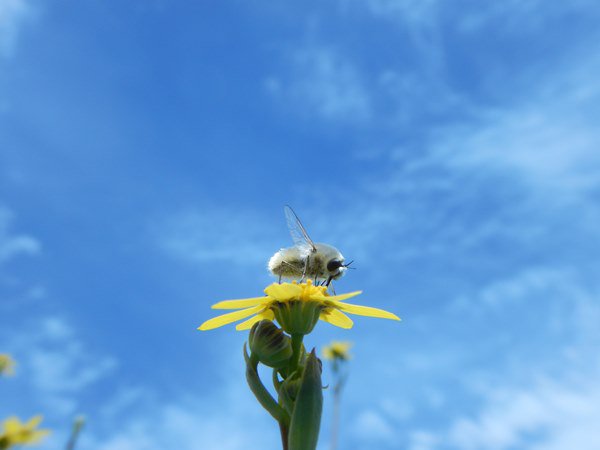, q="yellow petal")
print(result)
[29,430,50,443]
[335,302,401,321]
[264,282,302,300]
[211,296,267,310]
[3,416,20,433]
[313,290,362,303]
[320,308,354,329]
[235,309,275,331]
[198,305,265,331]
[26,415,43,428]
[328,290,363,302]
